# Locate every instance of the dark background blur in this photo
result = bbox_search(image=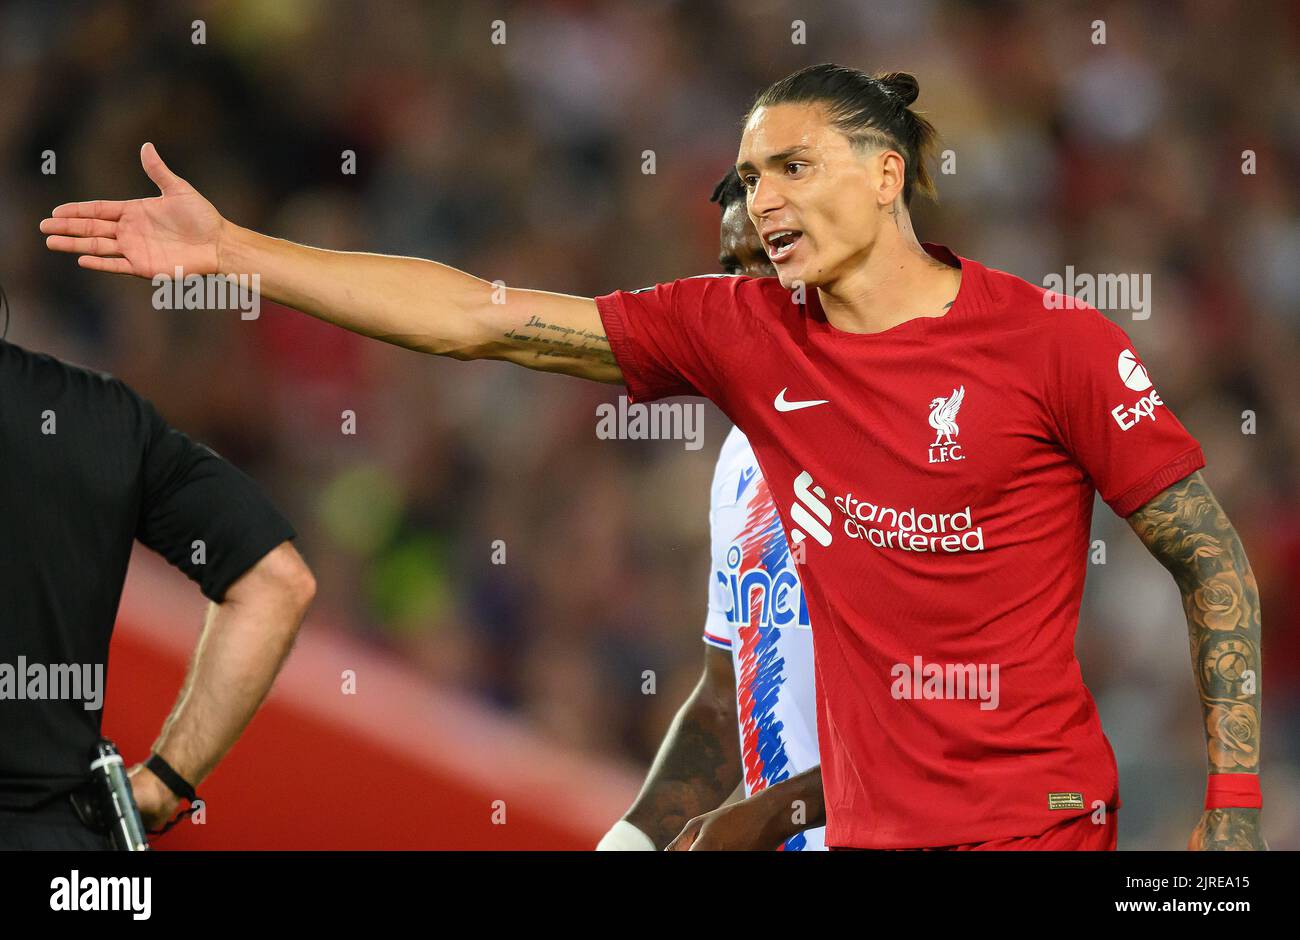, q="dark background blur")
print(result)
[1,0,1296,848]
